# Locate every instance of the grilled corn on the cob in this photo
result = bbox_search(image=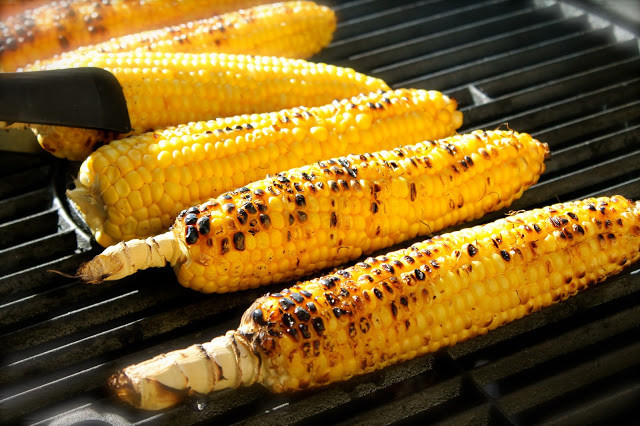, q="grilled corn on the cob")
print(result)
[110,195,640,410]
[0,0,274,71]
[77,130,549,292]
[15,51,389,160]
[28,2,336,68]
[68,88,462,246]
